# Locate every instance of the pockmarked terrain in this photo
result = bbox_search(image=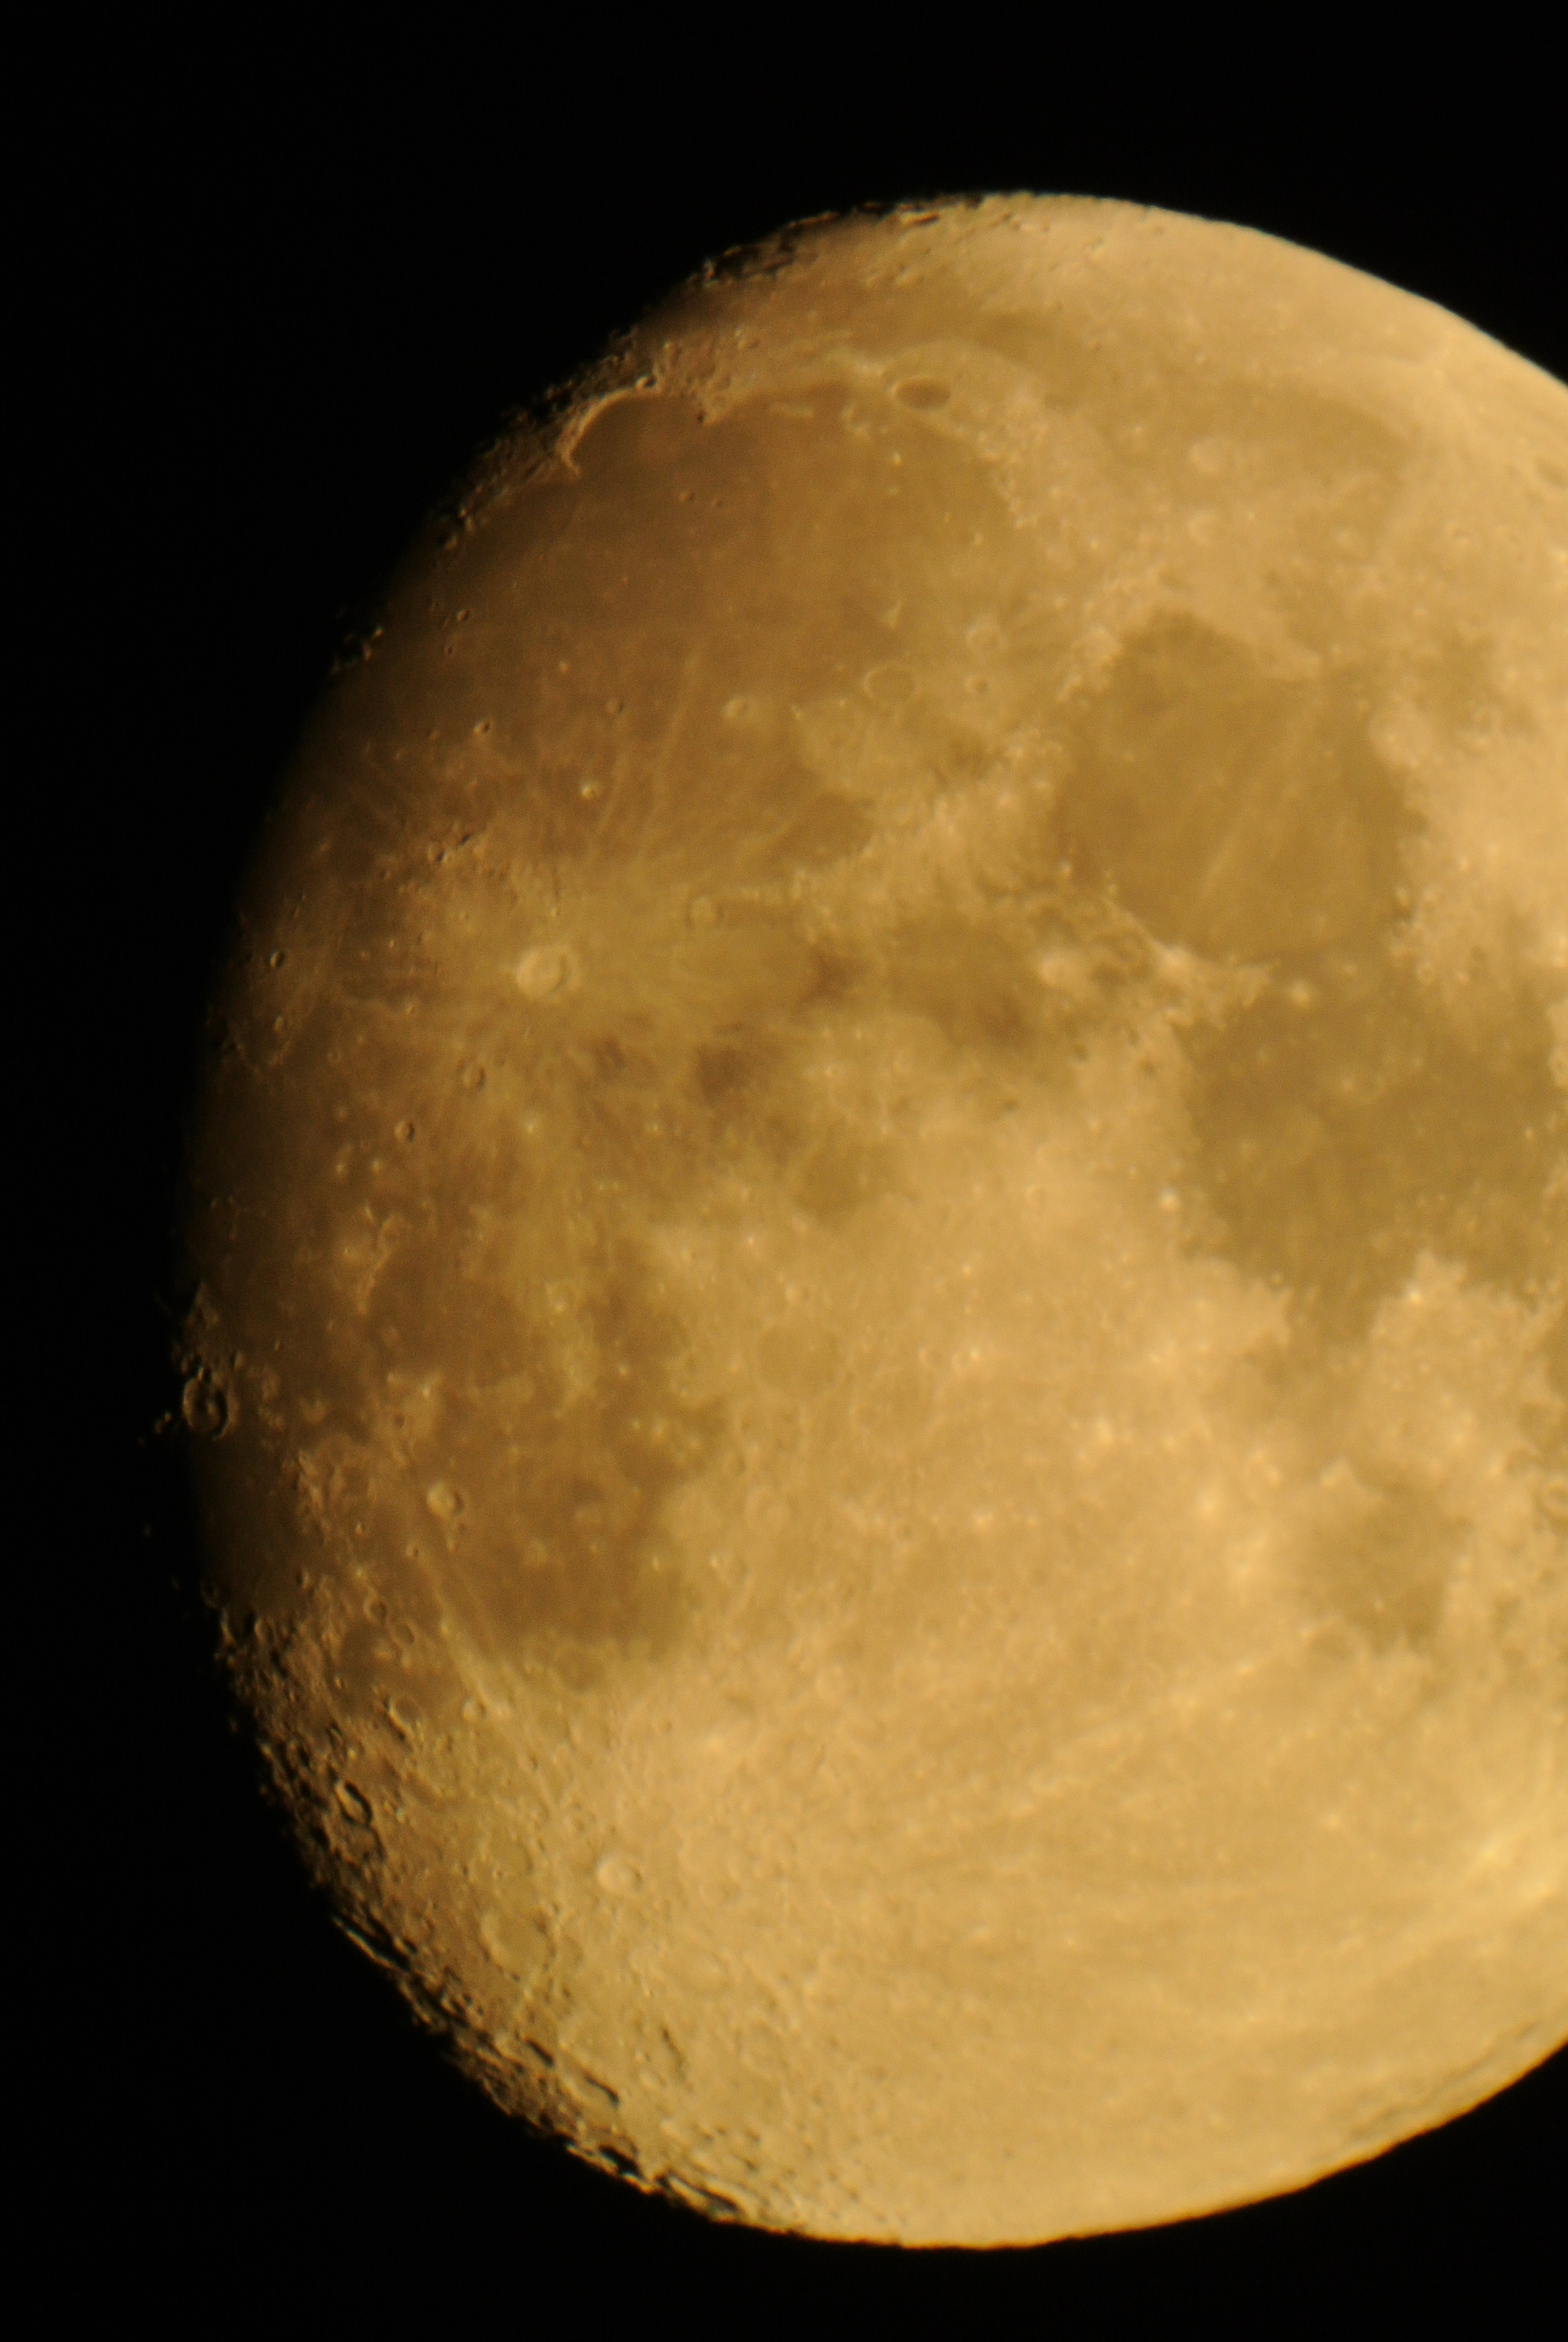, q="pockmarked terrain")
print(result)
[184,197,1568,2244]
